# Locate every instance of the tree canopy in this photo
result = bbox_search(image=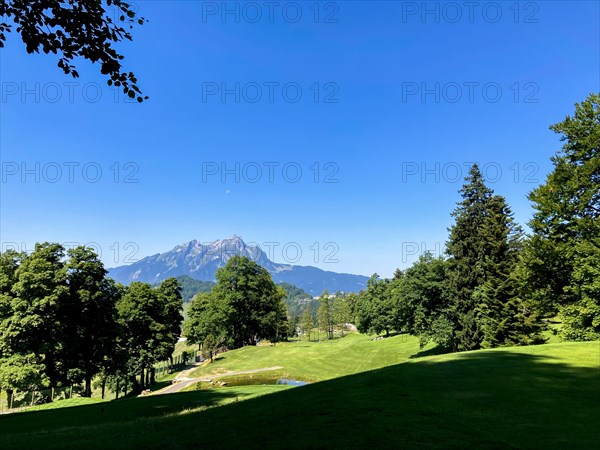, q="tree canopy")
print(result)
[184,256,288,351]
[0,0,148,101]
